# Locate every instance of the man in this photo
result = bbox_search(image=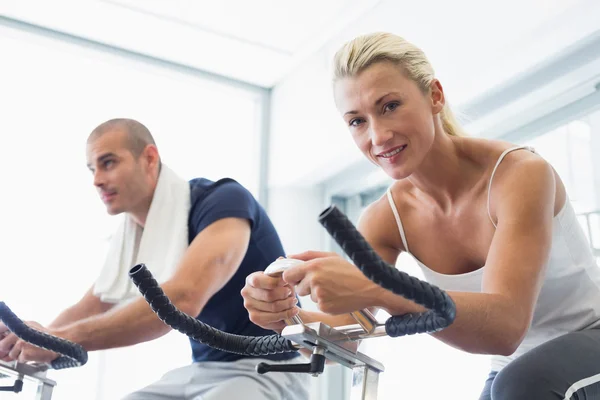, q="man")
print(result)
[0,118,309,400]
